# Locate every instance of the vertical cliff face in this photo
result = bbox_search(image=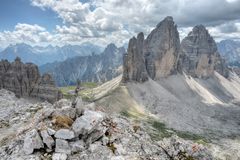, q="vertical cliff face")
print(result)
[123,16,180,82]
[178,25,229,78]
[145,16,180,79]
[123,17,230,83]
[0,57,62,103]
[123,32,148,82]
